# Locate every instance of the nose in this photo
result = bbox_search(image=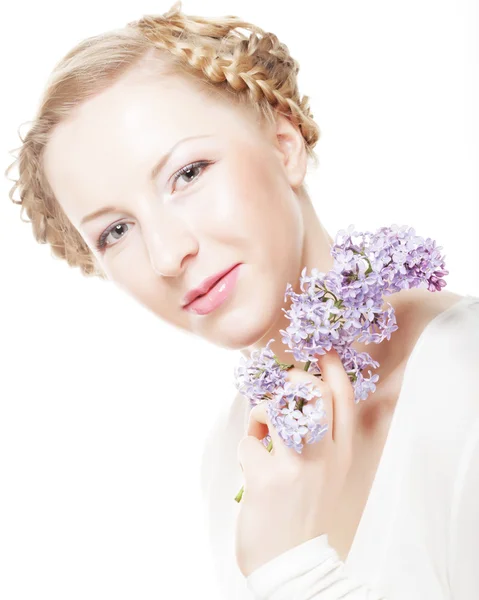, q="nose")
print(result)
[142,210,199,278]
